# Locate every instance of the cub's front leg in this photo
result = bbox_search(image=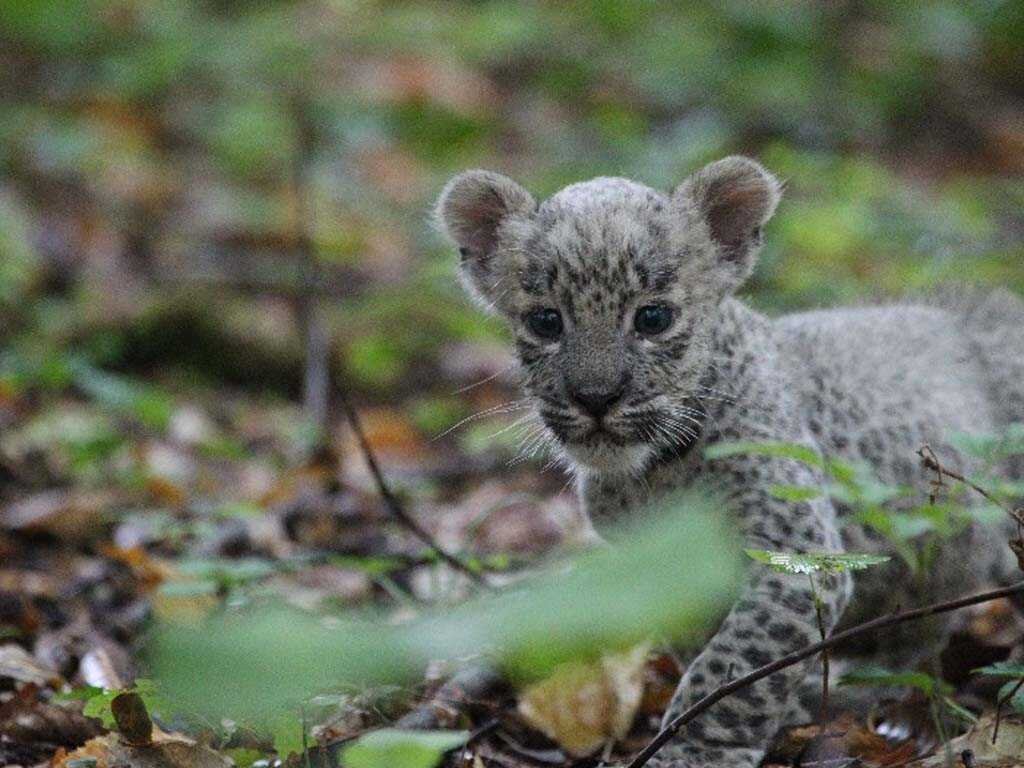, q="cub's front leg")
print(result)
[652,454,852,768]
